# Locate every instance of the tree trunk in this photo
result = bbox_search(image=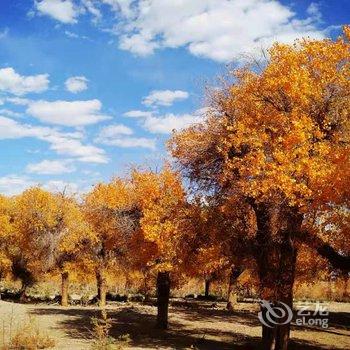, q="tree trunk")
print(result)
[227,266,244,311]
[204,279,210,298]
[96,268,107,307]
[19,285,27,303]
[97,273,101,299]
[227,291,237,310]
[254,203,300,350]
[140,270,150,302]
[61,271,69,307]
[156,271,170,329]
[261,324,277,350]
[258,247,296,350]
[341,274,348,299]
